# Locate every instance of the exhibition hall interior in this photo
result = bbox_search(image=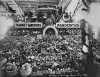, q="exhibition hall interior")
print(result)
[0,0,100,77]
